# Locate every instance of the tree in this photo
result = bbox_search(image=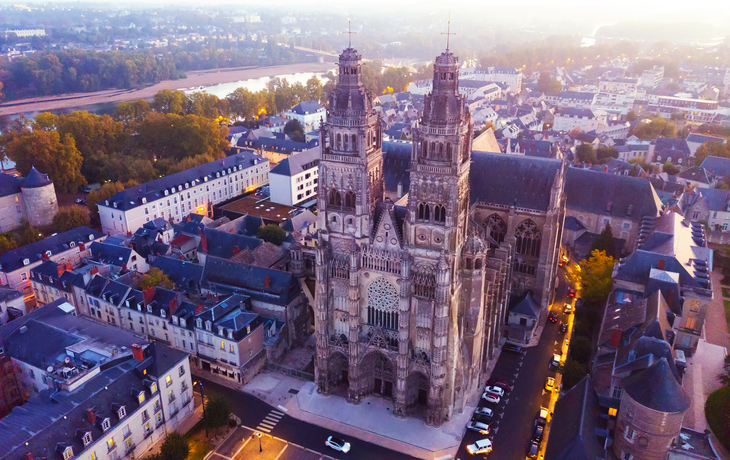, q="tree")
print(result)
[694,141,730,166]
[633,117,676,139]
[5,130,86,193]
[596,146,618,162]
[204,394,231,432]
[590,223,617,259]
[663,161,680,175]
[579,249,615,304]
[719,354,730,387]
[139,267,174,290]
[537,71,562,93]
[559,359,588,390]
[152,89,188,115]
[53,206,90,232]
[257,224,286,246]
[284,119,305,142]
[159,432,189,460]
[570,336,592,364]
[576,143,597,163]
[87,181,126,224]
[305,76,324,104]
[626,111,637,122]
[0,234,18,256]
